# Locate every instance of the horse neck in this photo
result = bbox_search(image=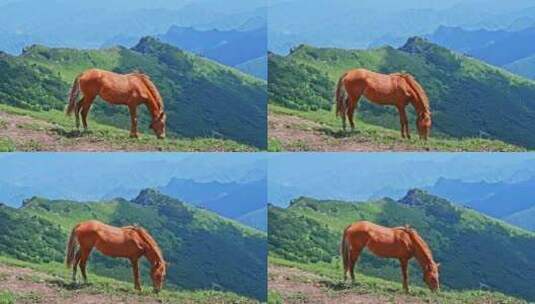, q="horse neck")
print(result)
[408,231,435,271]
[143,245,164,267]
[410,100,429,118]
[144,99,162,121]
